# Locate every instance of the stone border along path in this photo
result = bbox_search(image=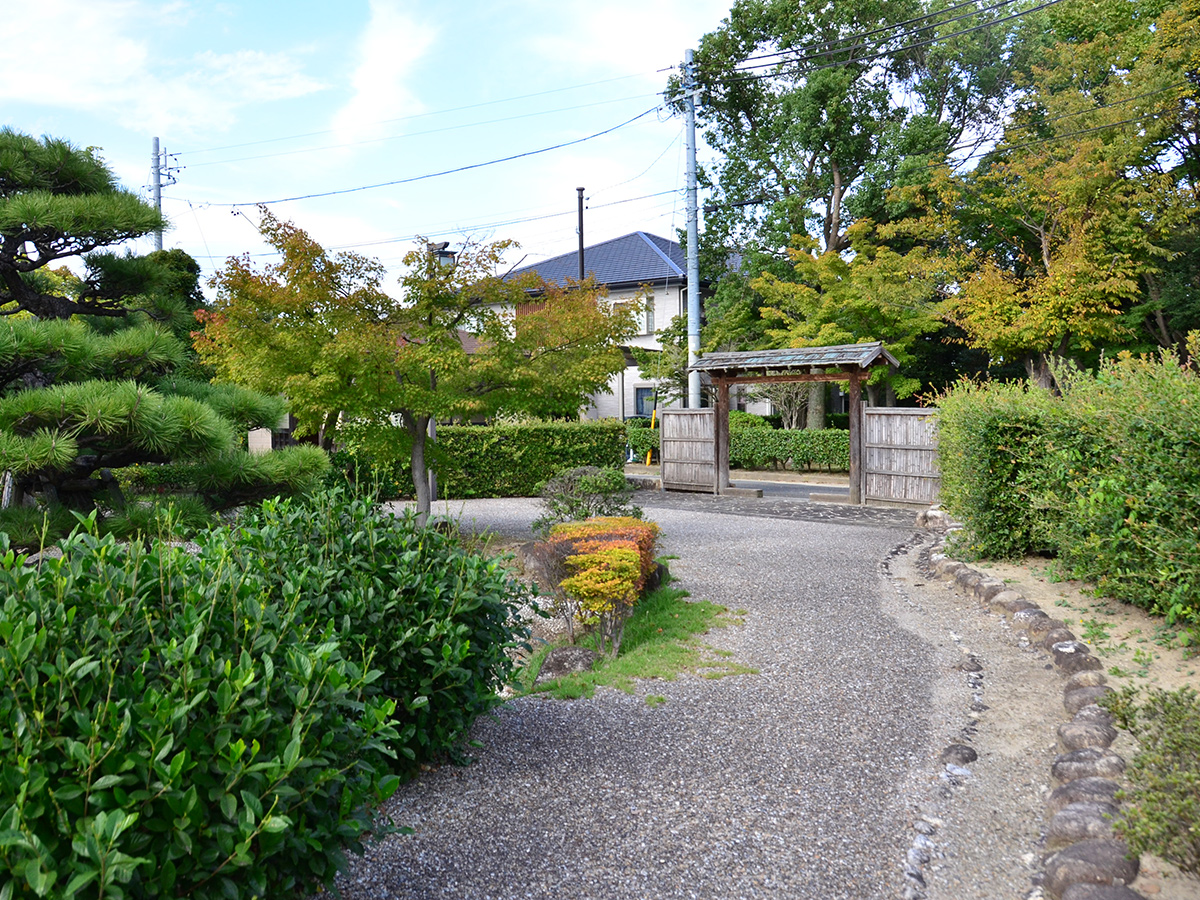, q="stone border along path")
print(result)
[920,537,1145,900]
